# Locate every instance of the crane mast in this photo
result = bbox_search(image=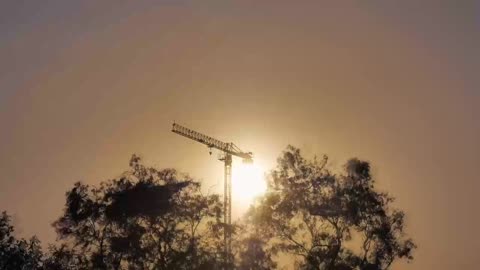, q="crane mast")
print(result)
[171,123,253,269]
